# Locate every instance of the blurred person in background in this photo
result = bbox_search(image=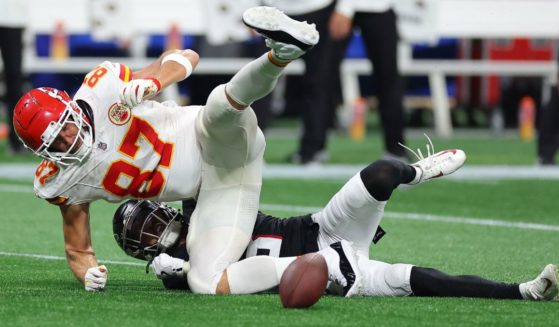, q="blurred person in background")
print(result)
[538,84,559,166]
[538,64,559,165]
[0,0,27,154]
[329,0,408,160]
[263,0,338,165]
